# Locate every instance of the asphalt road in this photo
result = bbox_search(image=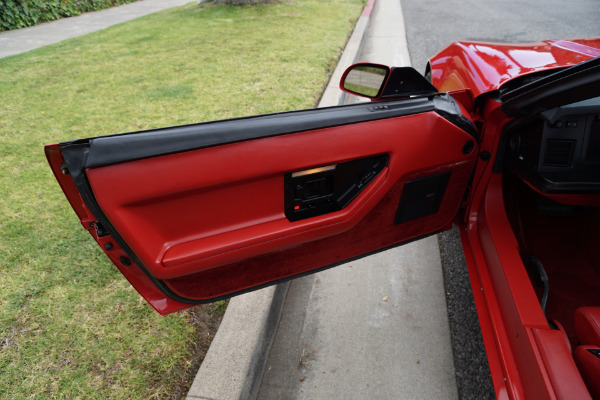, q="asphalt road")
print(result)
[402,0,600,74]
[400,1,600,398]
